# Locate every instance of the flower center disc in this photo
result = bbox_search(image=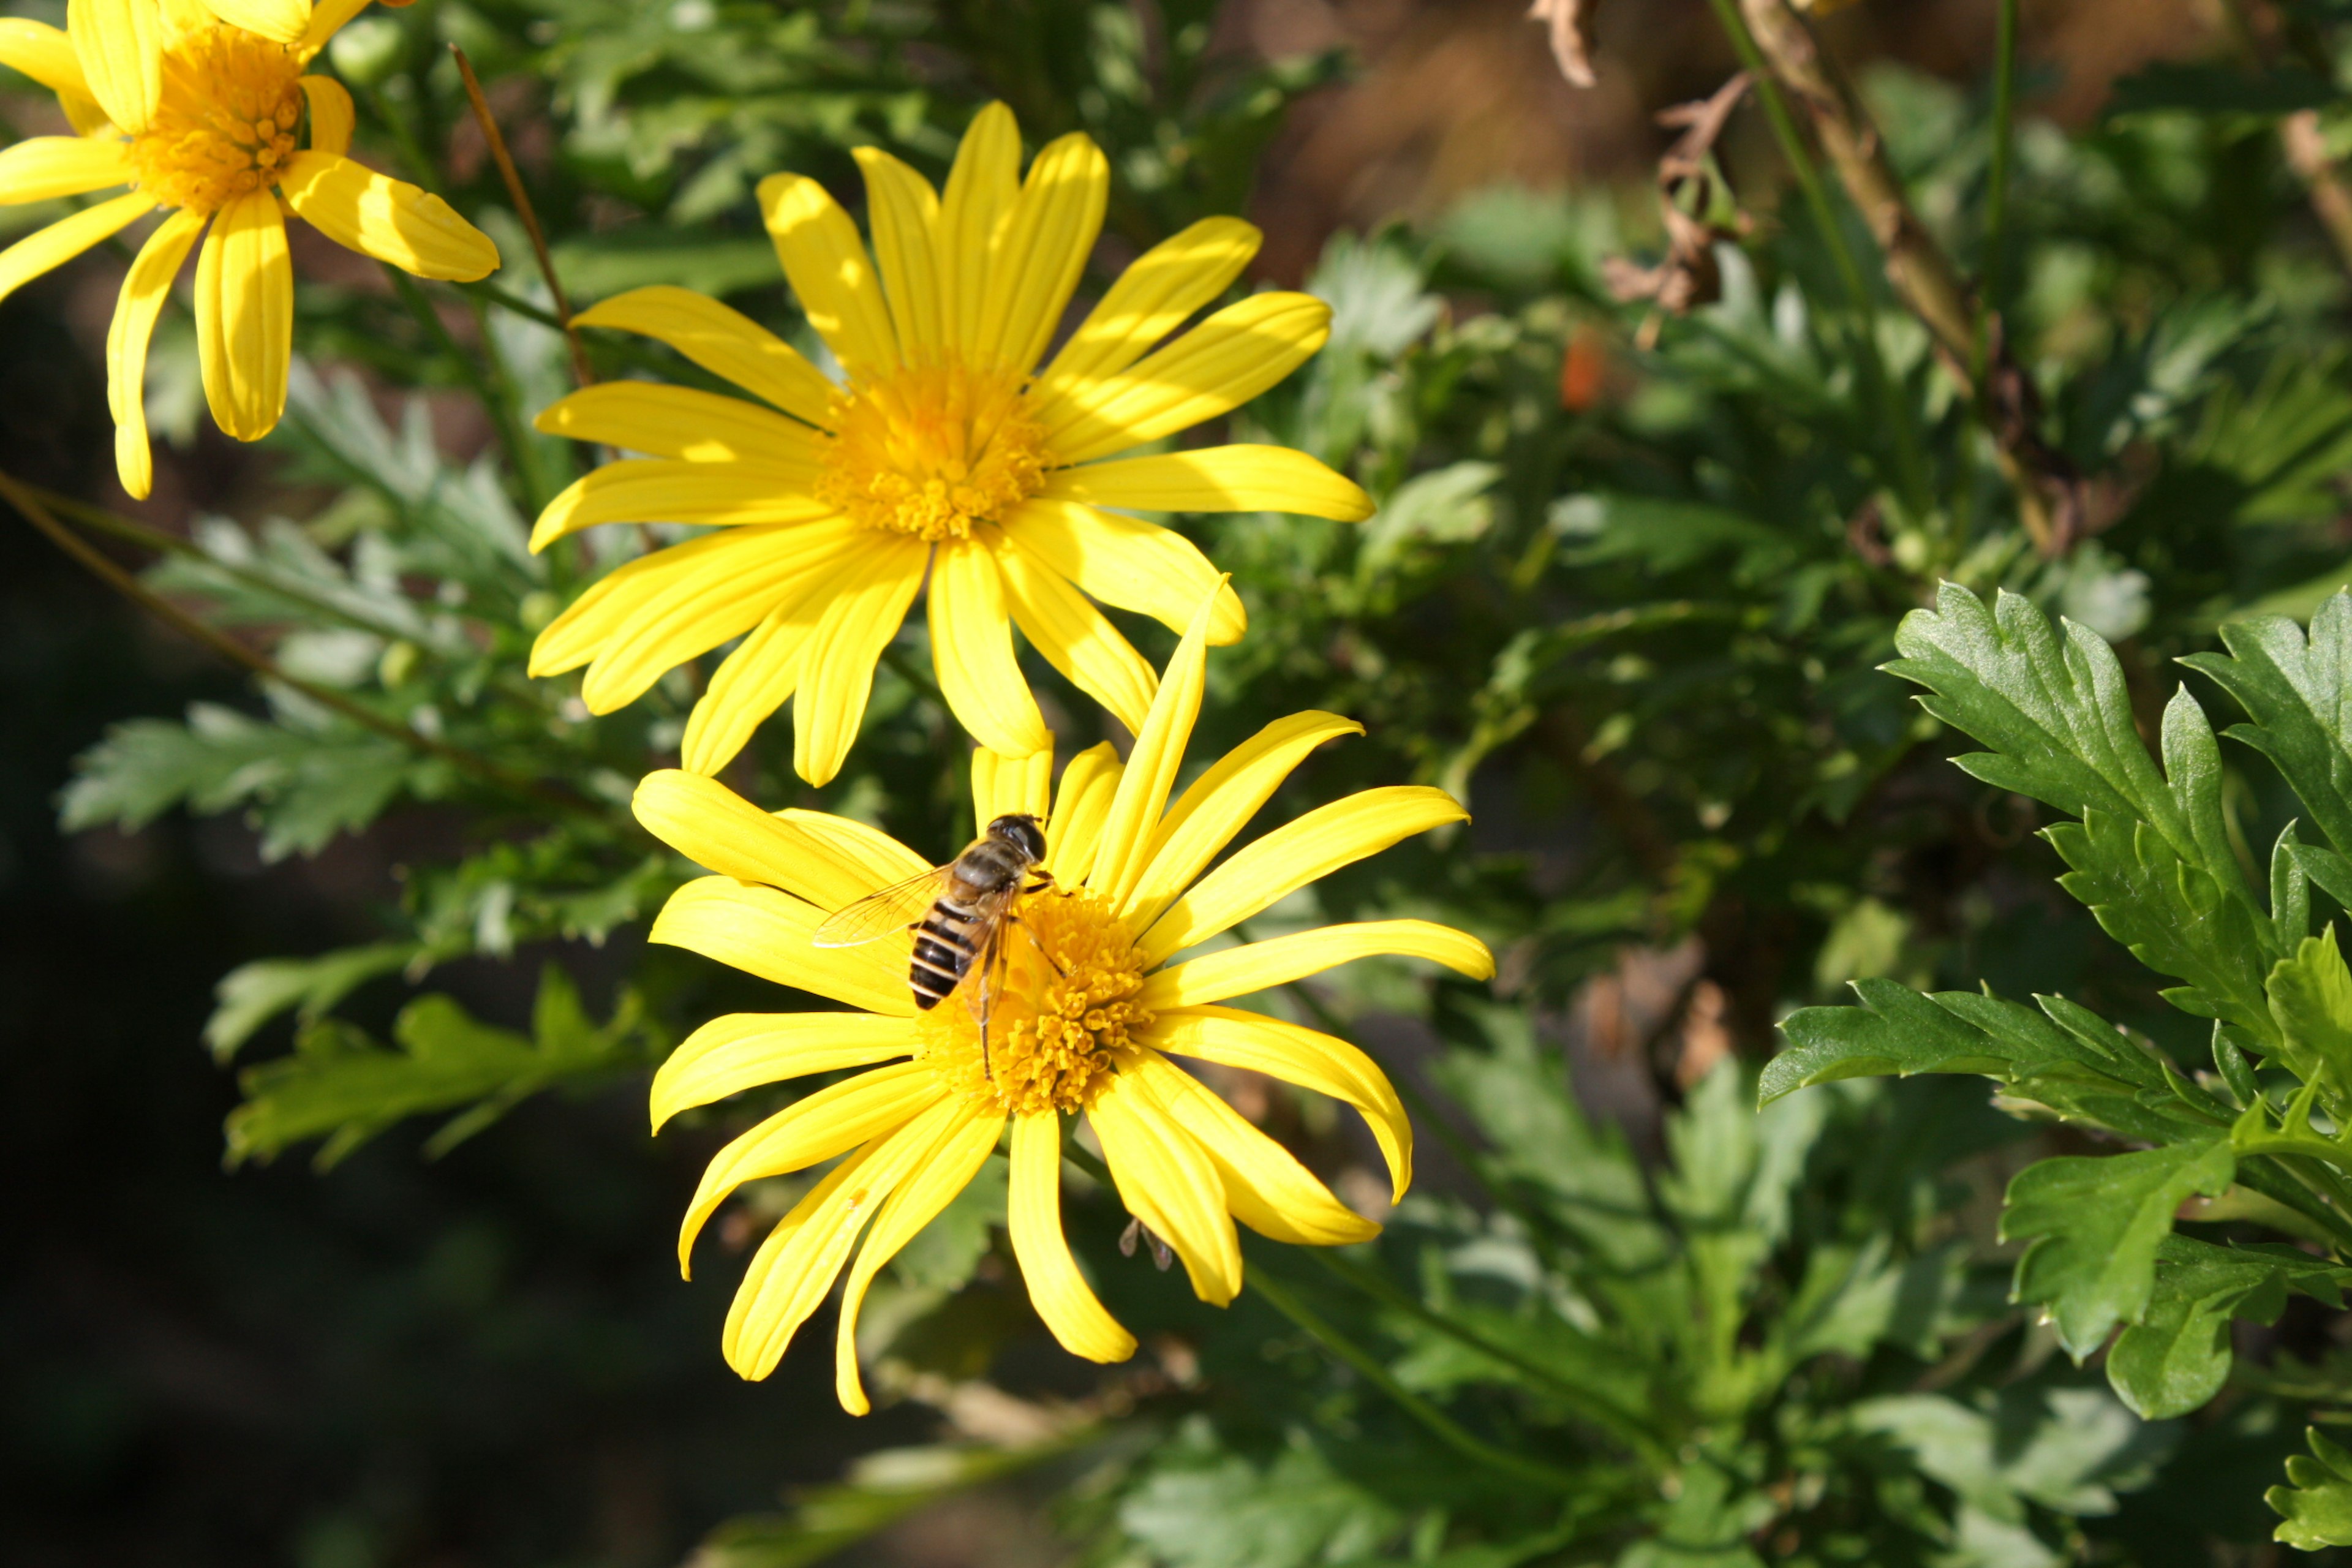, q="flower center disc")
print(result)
[916,889,1150,1116]
[816,360,1050,541]
[130,25,304,214]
